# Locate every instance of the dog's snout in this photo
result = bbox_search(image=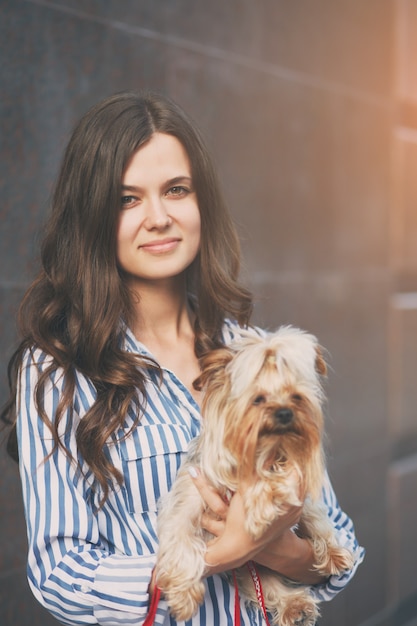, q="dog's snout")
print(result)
[274,407,294,425]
